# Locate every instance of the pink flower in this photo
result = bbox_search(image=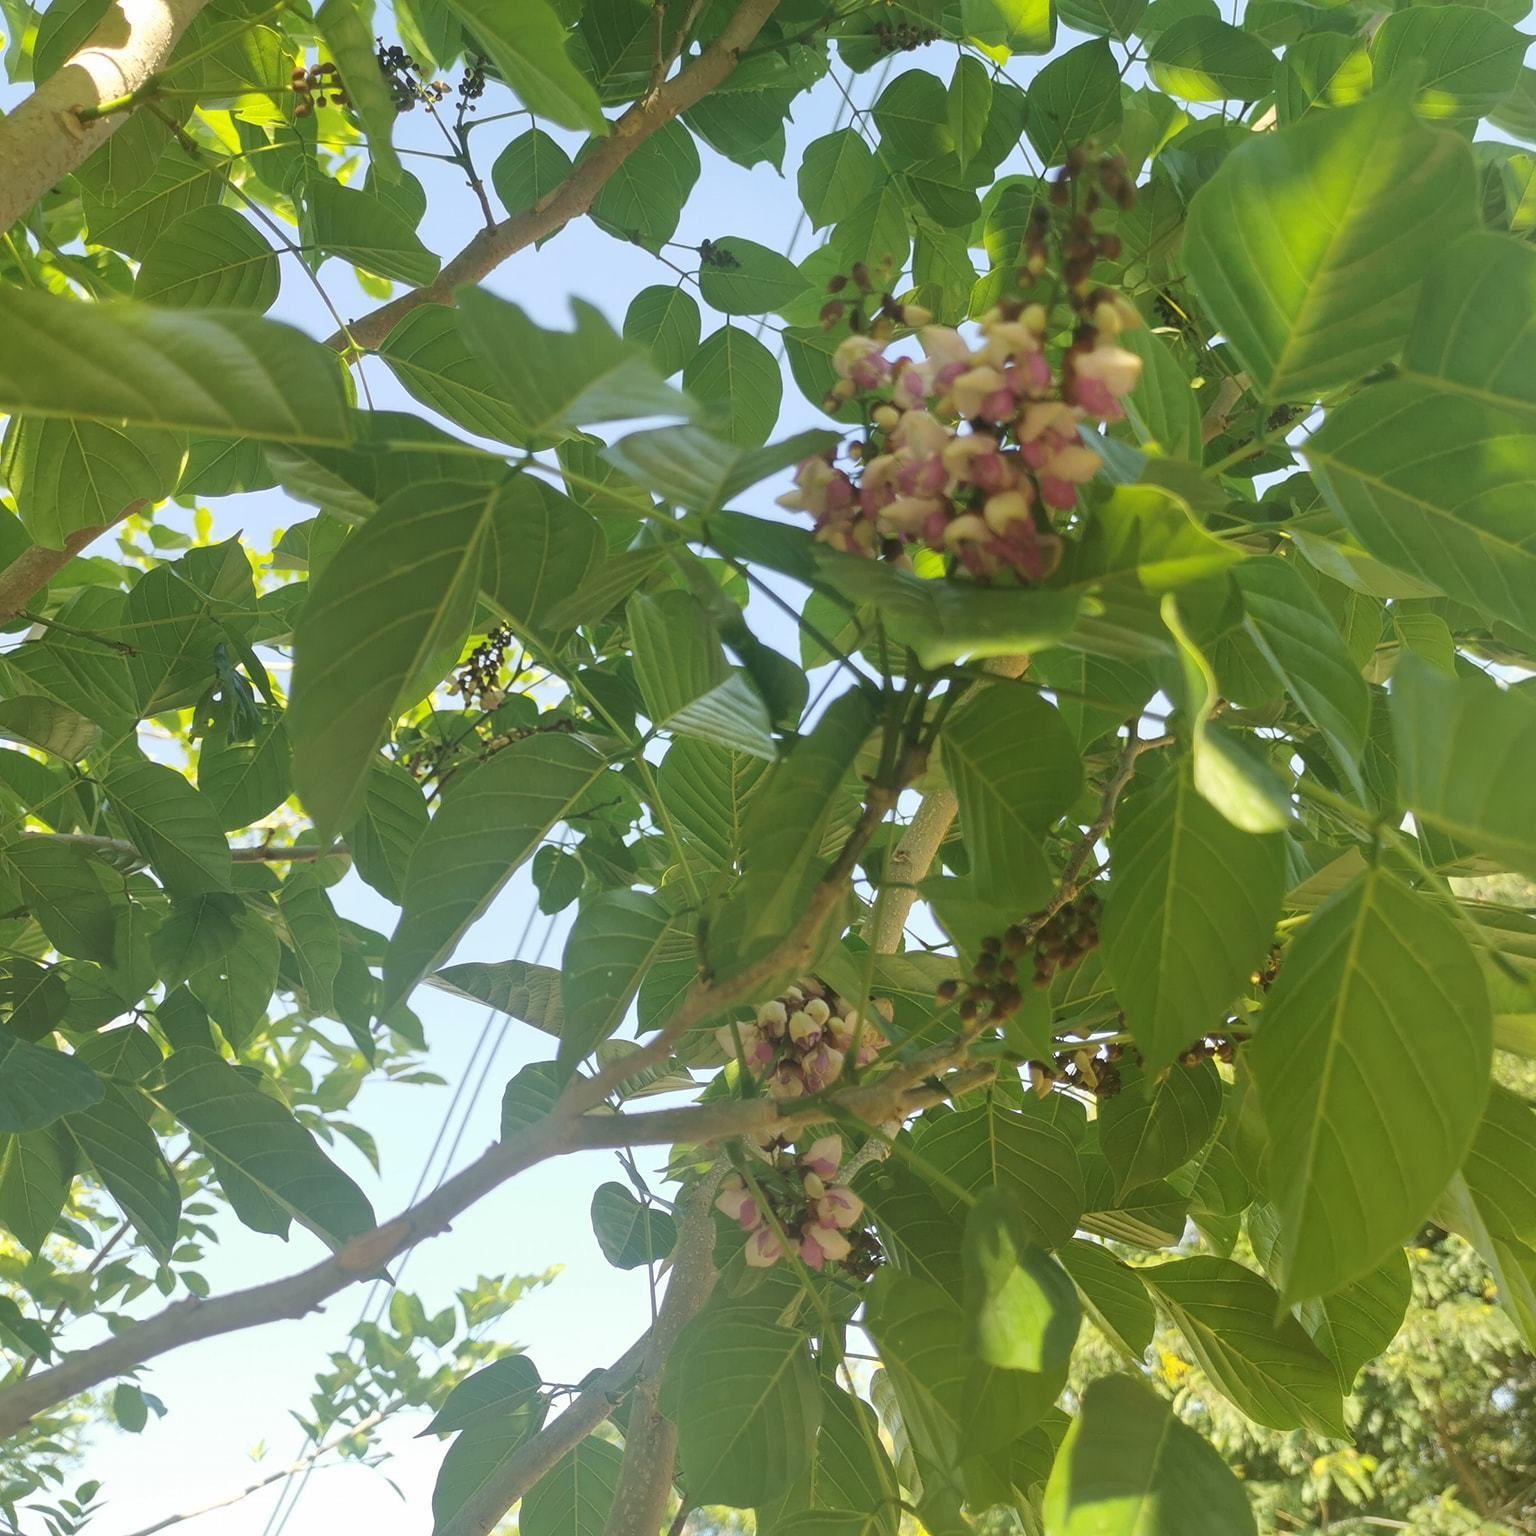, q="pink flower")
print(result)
[950,365,1008,420]
[788,1009,821,1046]
[745,1227,784,1267]
[817,1186,864,1229]
[802,1223,852,1265]
[800,1136,843,1180]
[768,1060,807,1099]
[833,335,891,391]
[801,1043,845,1092]
[983,488,1033,536]
[715,1179,763,1232]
